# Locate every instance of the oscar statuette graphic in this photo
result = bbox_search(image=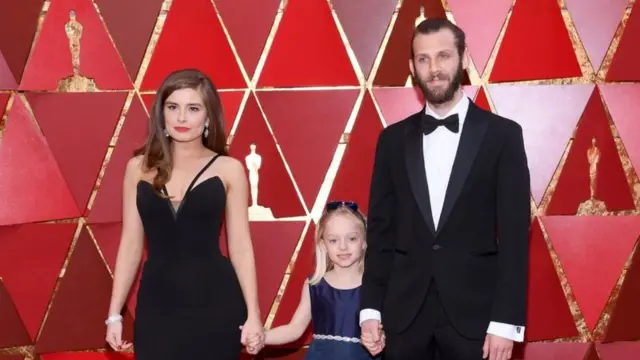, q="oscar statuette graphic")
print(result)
[245,143,275,221]
[57,10,97,92]
[577,137,607,215]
